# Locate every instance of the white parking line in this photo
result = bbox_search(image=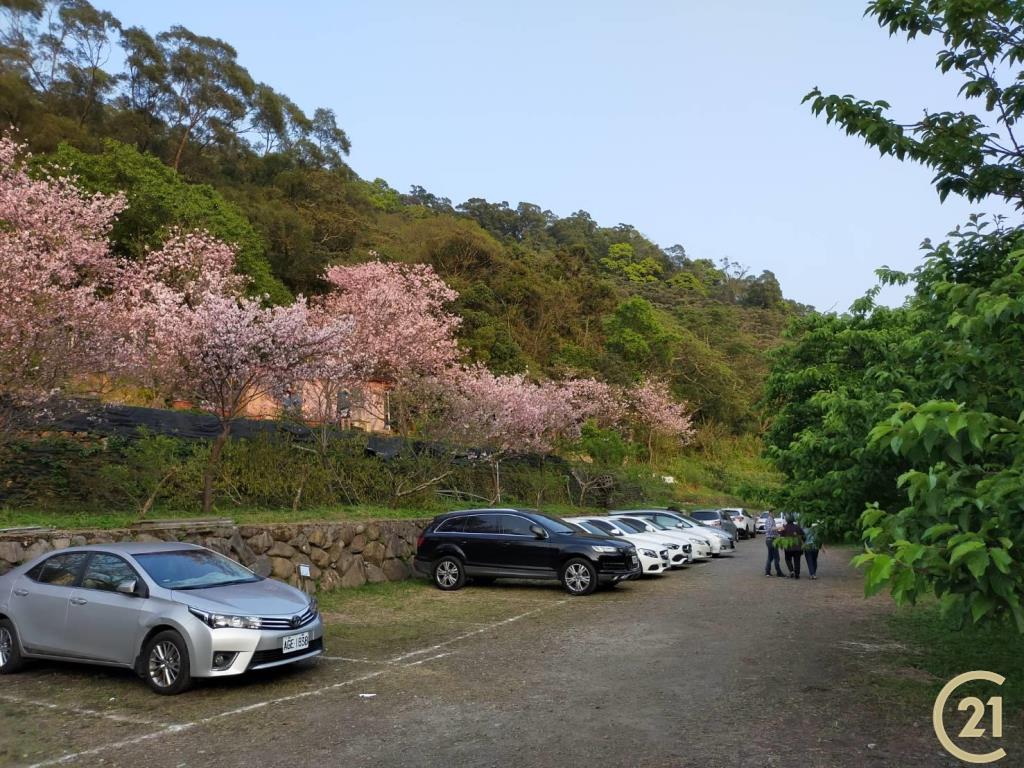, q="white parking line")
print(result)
[26,597,569,767]
[388,601,567,663]
[0,693,170,728]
